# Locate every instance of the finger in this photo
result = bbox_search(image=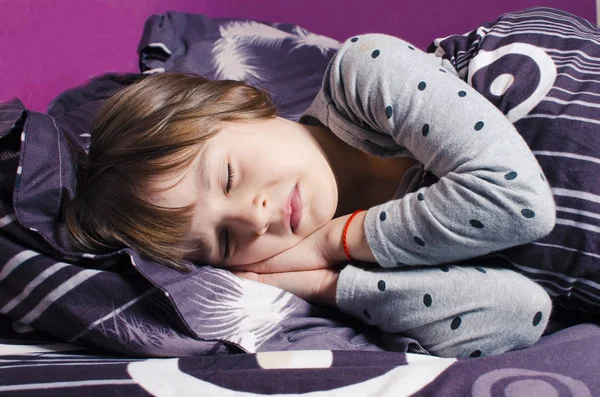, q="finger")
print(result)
[235,241,329,274]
